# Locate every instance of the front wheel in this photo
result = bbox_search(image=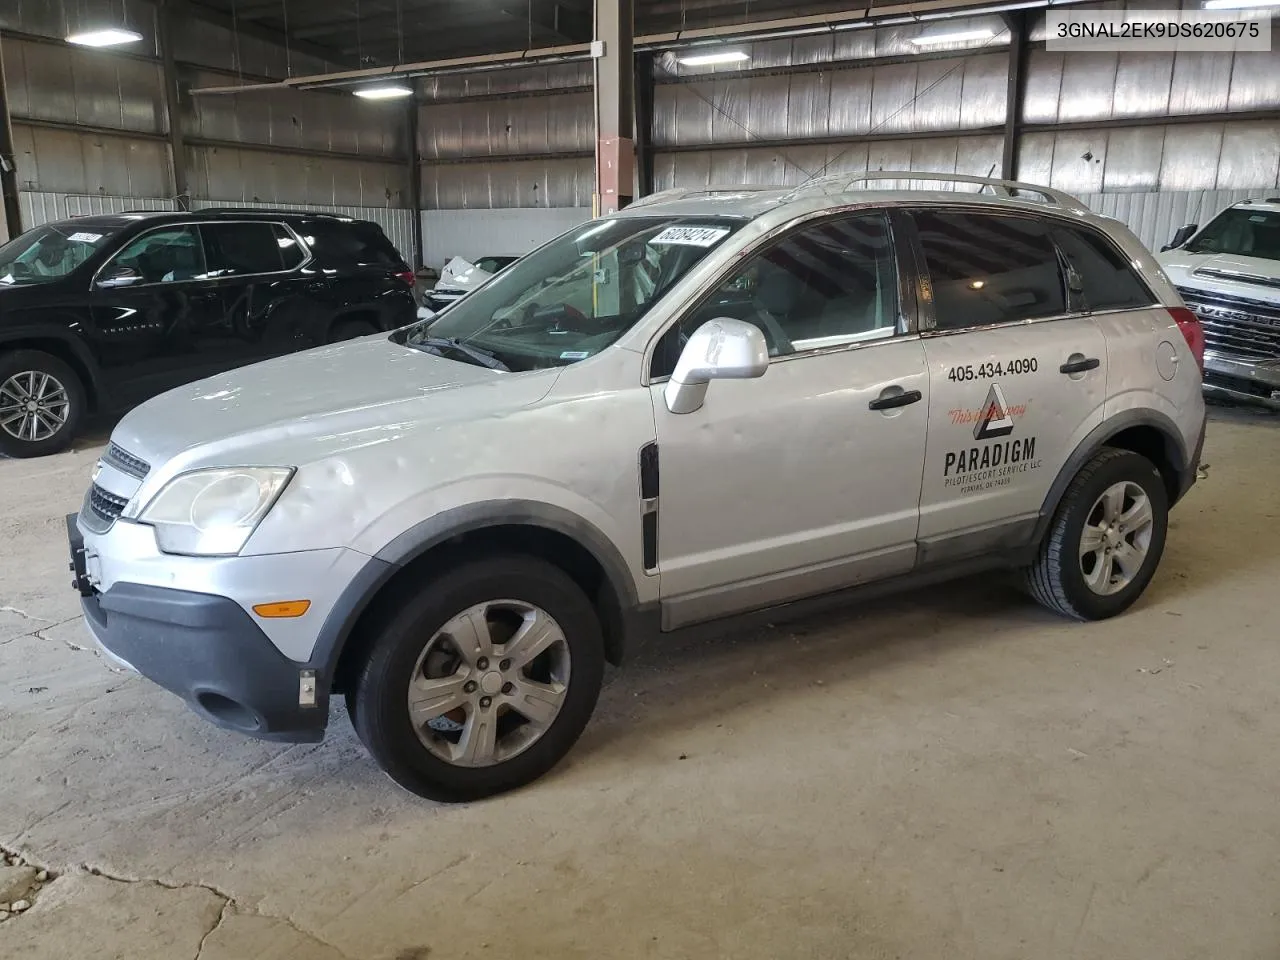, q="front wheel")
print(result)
[1023,447,1169,620]
[349,556,605,802]
[0,350,86,458]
